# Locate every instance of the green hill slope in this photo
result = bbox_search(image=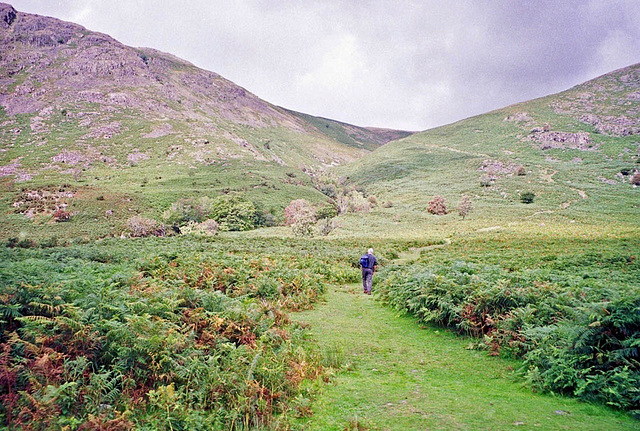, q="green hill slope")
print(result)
[338,64,639,234]
[284,109,414,152]
[0,3,408,240]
